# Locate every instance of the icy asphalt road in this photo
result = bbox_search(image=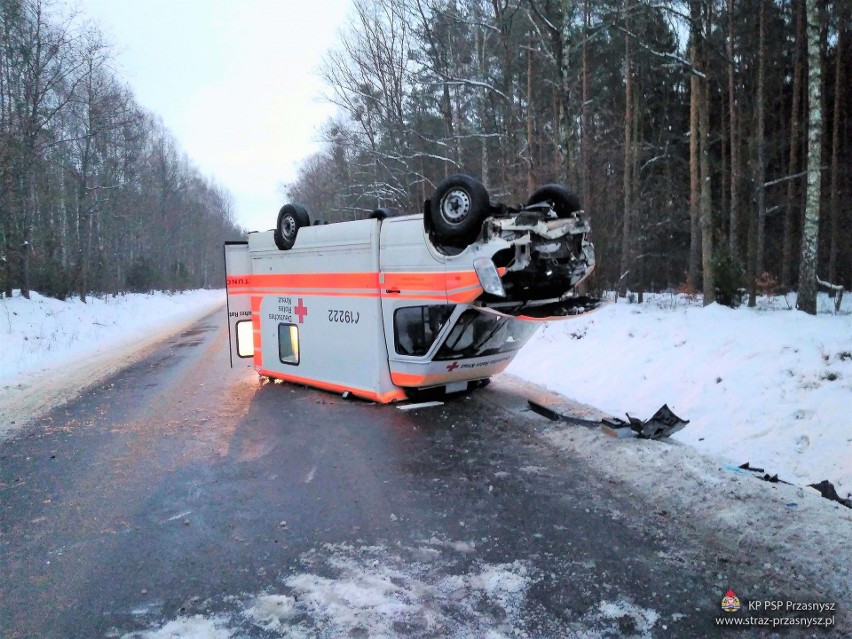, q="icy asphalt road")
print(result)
[0,311,845,638]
